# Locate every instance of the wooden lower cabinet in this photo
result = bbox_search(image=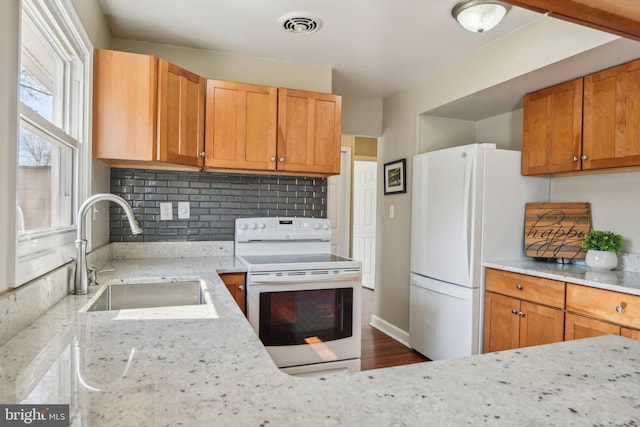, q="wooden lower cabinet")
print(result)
[565,312,620,340]
[483,291,564,353]
[484,268,640,352]
[219,272,246,314]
